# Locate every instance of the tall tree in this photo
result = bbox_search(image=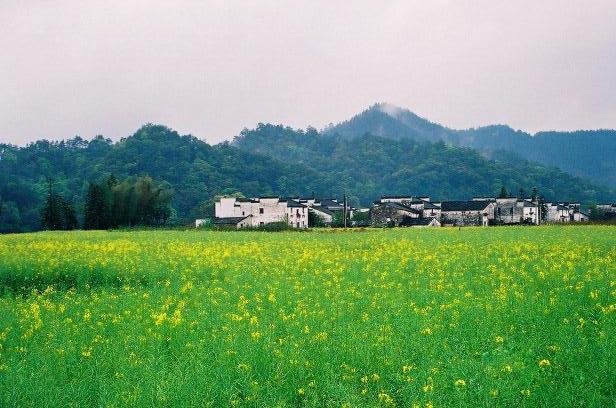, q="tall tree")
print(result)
[531,187,538,201]
[61,199,78,230]
[83,182,110,229]
[40,178,64,230]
